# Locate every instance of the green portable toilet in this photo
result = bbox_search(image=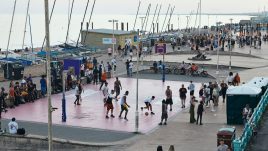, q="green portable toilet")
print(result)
[226,86,262,125]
